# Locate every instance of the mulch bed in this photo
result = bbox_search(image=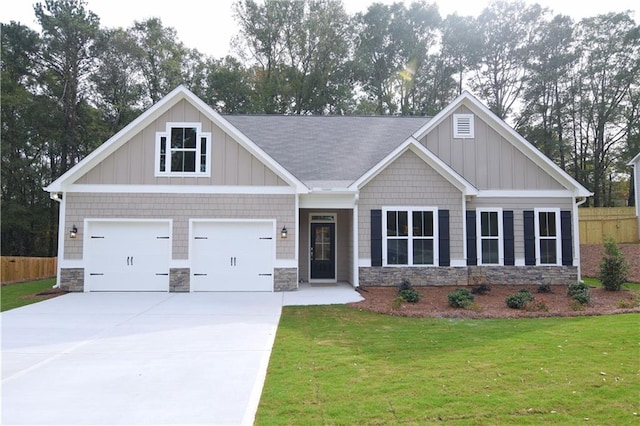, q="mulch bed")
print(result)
[348,285,640,319]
